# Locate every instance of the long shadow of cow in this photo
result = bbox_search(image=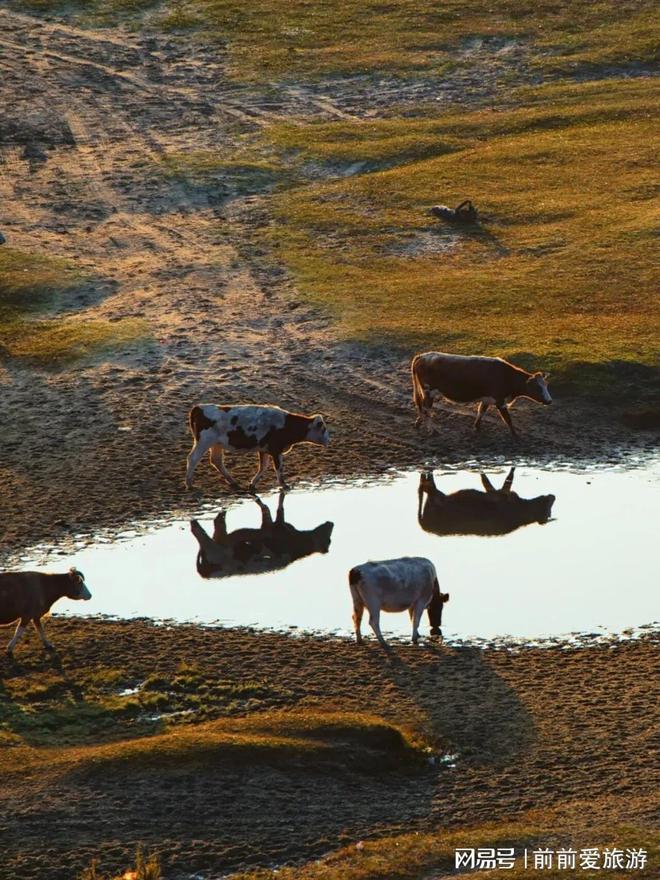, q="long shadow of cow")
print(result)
[418,467,555,537]
[190,491,334,578]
